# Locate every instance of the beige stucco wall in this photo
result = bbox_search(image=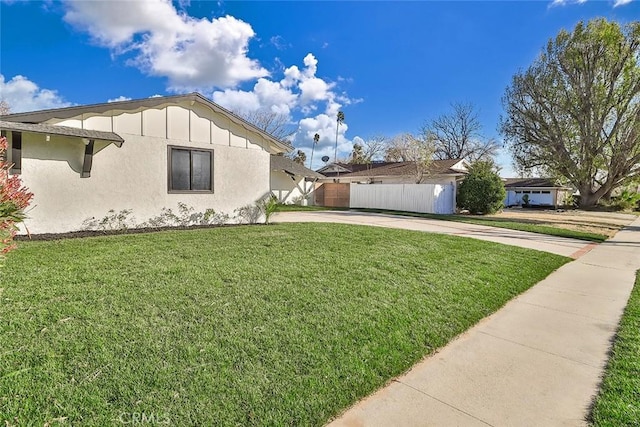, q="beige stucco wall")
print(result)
[15,104,273,234]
